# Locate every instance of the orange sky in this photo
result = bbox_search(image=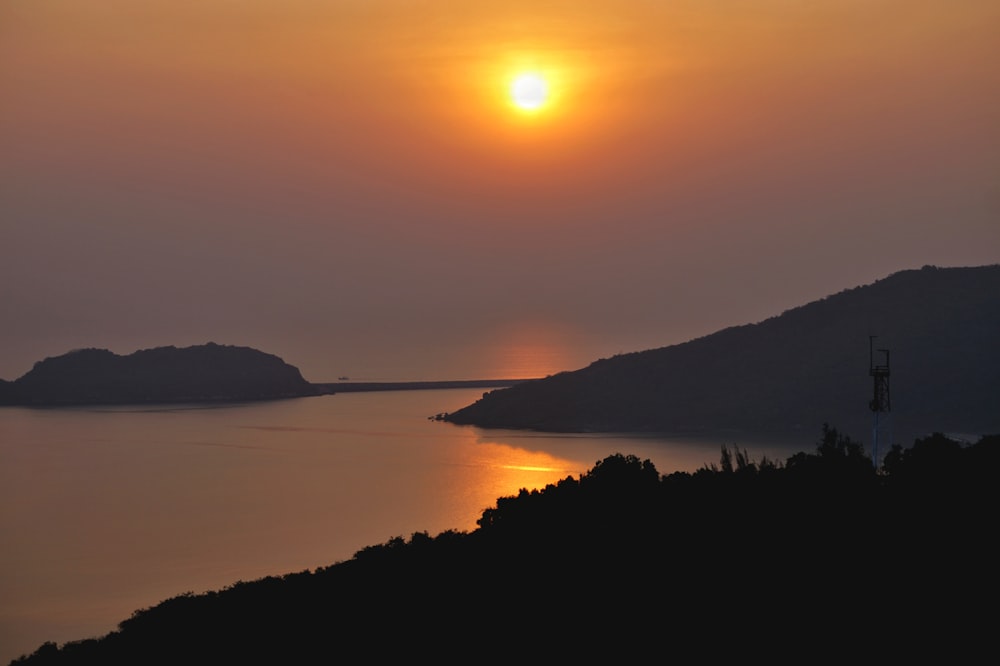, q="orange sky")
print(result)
[2,1,998,380]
